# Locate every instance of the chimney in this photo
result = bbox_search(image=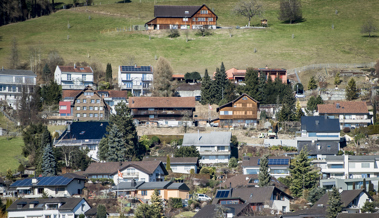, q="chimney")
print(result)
[131,179,136,187]
[336,103,340,109]
[324,114,328,120]
[265,65,268,69]
[32,178,38,184]
[135,64,137,68]
[74,63,76,68]
[315,120,319,125]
